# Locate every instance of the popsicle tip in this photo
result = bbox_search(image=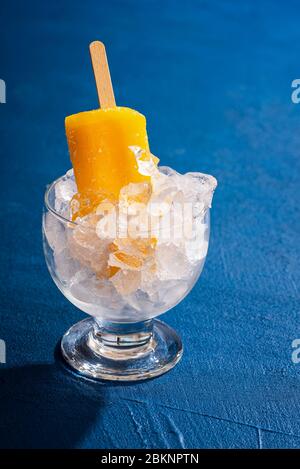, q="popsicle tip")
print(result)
[89,40,116,109]
[89,40,105,50]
